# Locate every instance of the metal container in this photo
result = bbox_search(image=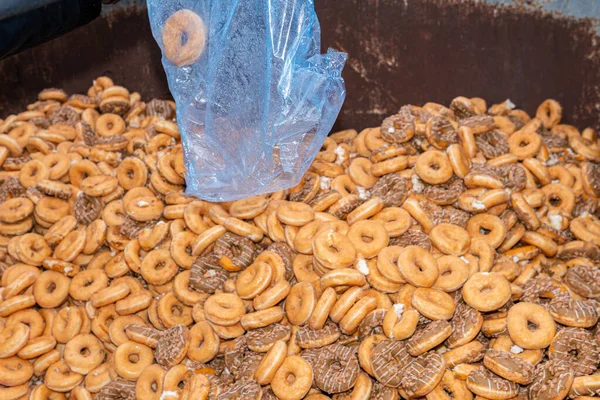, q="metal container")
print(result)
[1,0,599,131]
